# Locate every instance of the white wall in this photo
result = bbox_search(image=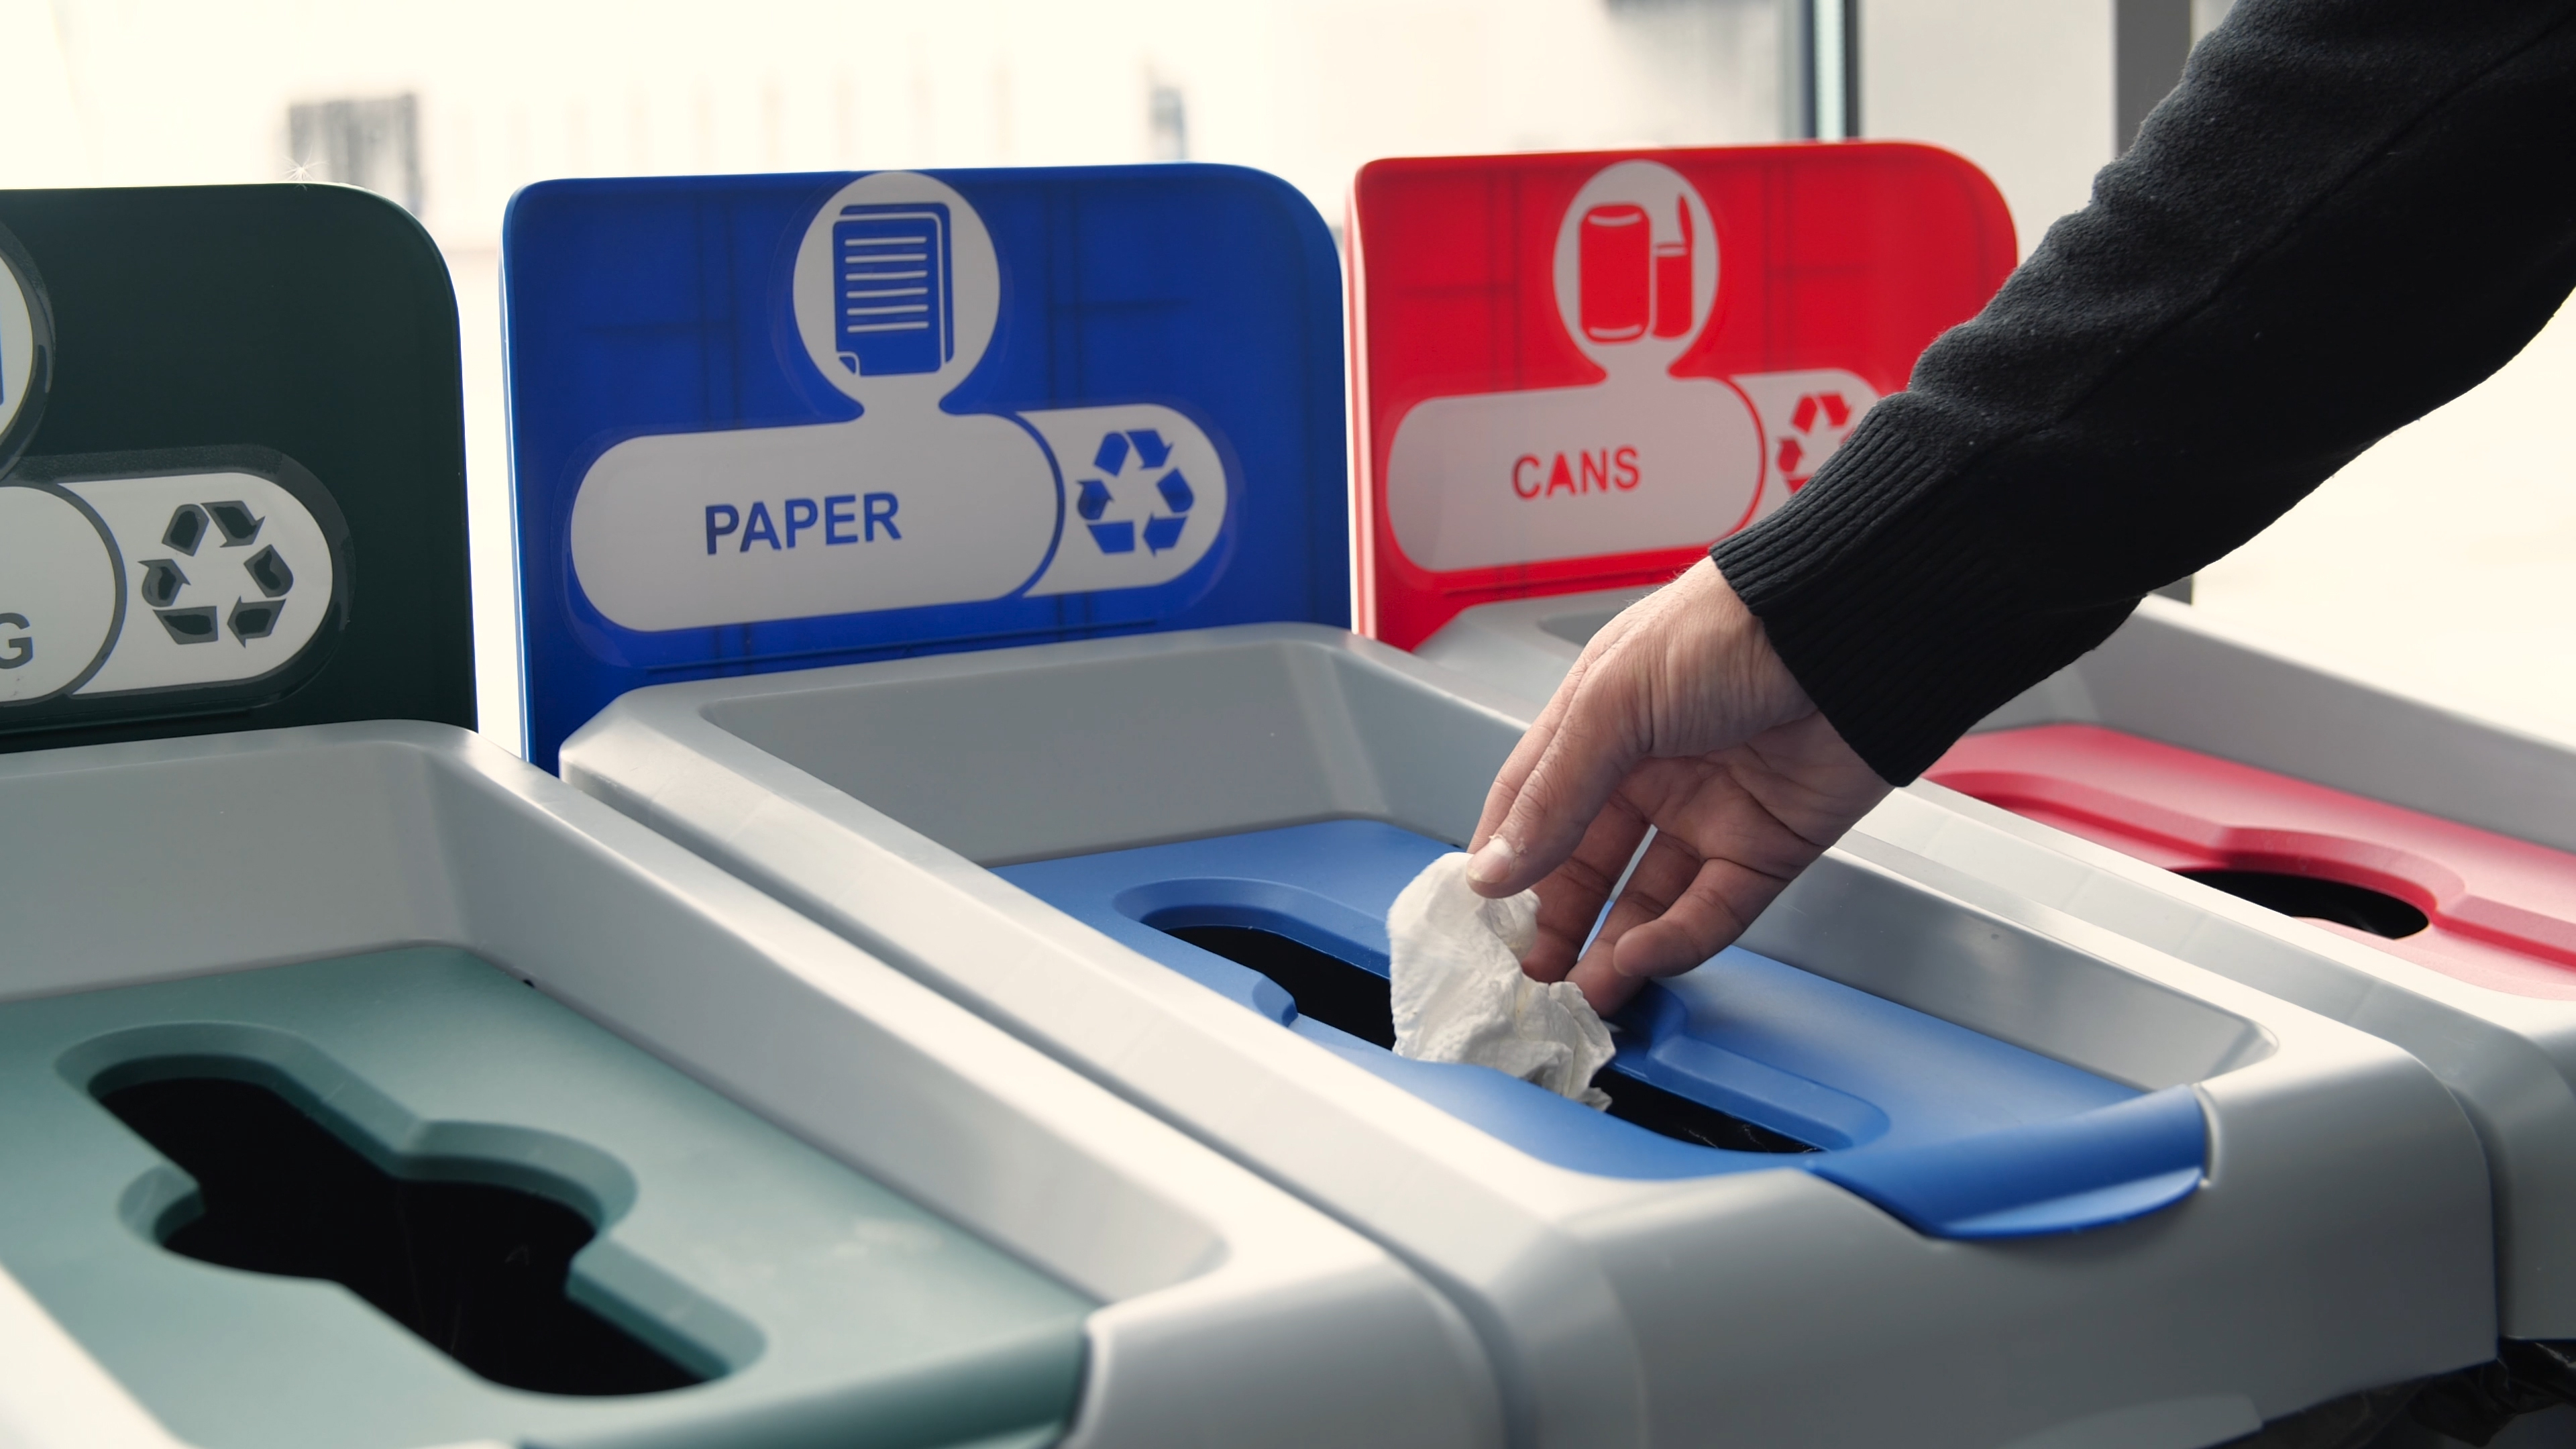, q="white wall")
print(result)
[2199,300,2576,745]
[36,0,1785,239]
[1859,0,2115,256]
[0,1,95,189]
